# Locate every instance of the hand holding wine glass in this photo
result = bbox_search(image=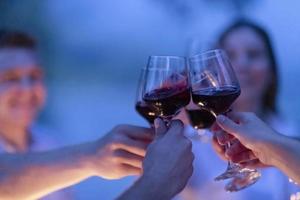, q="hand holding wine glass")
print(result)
[117,118,194,200]
[211,127,268,169]
[213,112,300,186]
[213,112,280,166]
